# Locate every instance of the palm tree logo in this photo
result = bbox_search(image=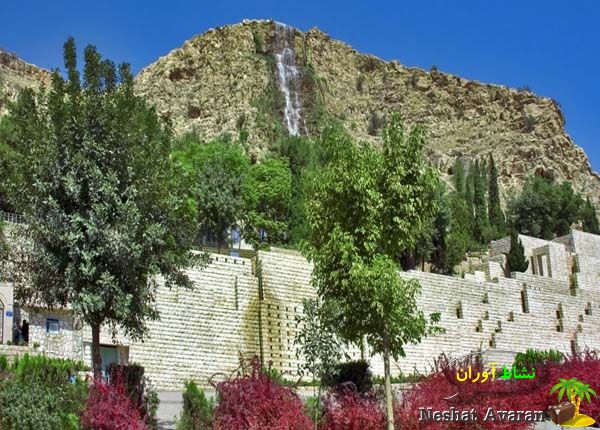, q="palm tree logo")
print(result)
[549,377,597,427]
